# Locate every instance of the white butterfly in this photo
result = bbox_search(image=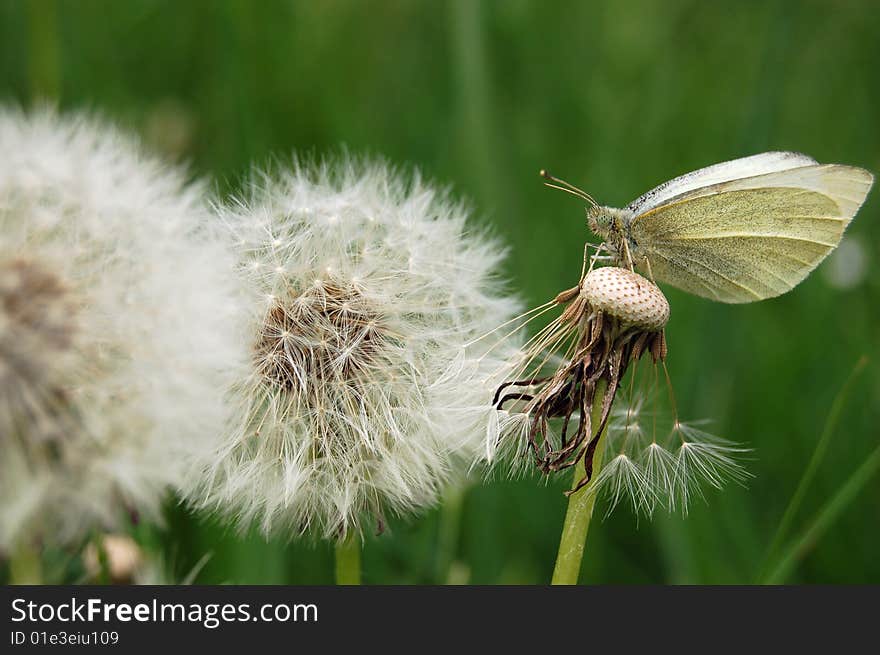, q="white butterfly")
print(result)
[545,152,874,303]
